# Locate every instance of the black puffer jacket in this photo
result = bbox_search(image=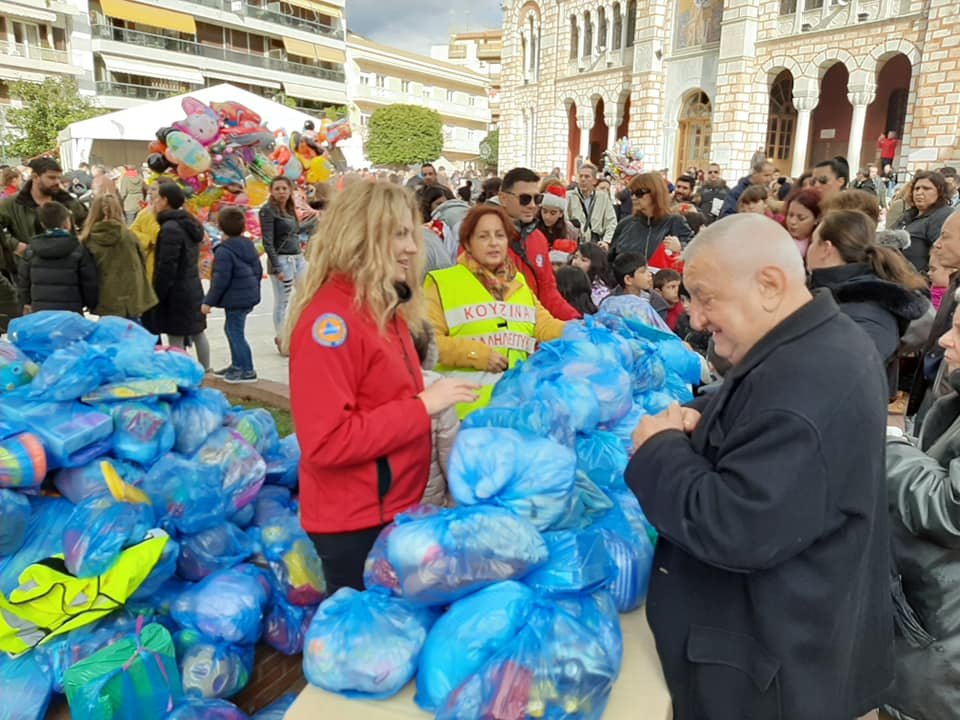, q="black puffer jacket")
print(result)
[144,209,206,337]
[810,262,929,397]
[608,213,693,264]
[259,203,300,274]
[17,229,98,313]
